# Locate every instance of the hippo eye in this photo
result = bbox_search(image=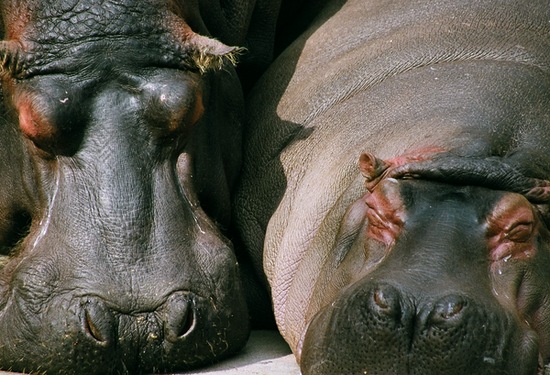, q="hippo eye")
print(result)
[18,98,57,151]
[156,89,204,134]
[141,70,204,142]
[505,221,533,243]
[17,98,83,155]
[14,77,88,155]
[486,194,538,261]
